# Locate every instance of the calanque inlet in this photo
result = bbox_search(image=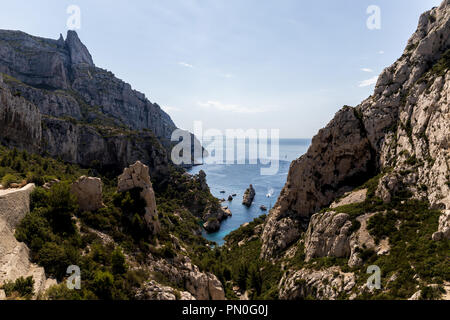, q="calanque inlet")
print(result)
[0,0,449,301]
